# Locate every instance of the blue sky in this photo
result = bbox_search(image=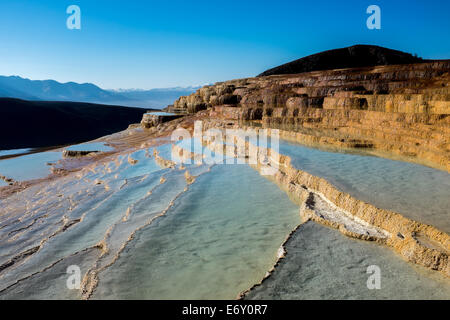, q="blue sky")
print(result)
[0,0,449,89]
